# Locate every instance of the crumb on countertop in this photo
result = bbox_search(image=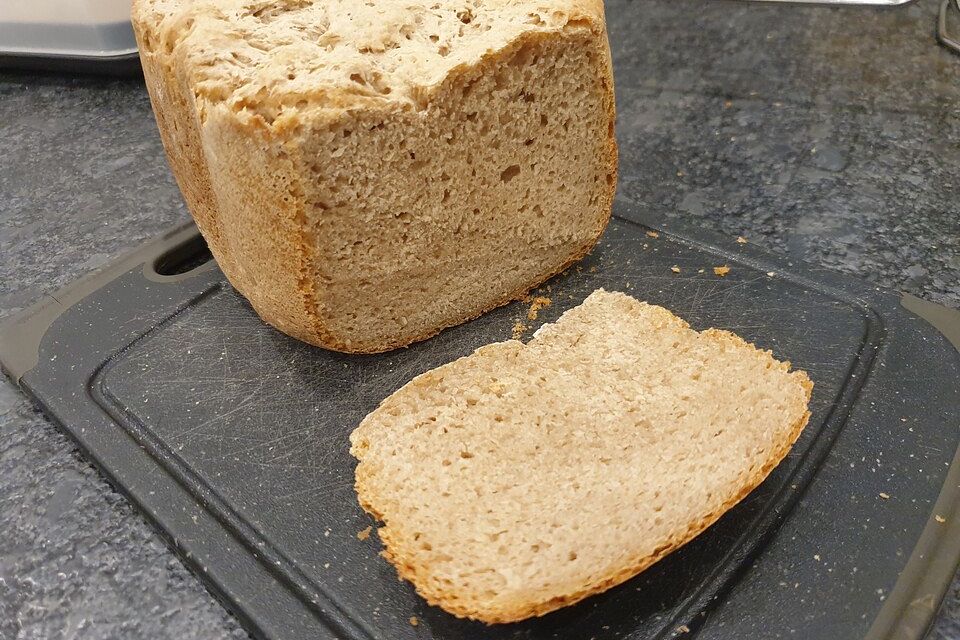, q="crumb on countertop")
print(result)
[714,265,731,277]
[676,624,690,634]
[527,296,552,321]
[766,271,776,277]
[737,236,748,244]
[670,265,681,274]
[409,616,419,626]
[879,492,890,500]
[511,320,527,340]
[646,230,660,239]
[935,515,946,523]
[357,526,372,541]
